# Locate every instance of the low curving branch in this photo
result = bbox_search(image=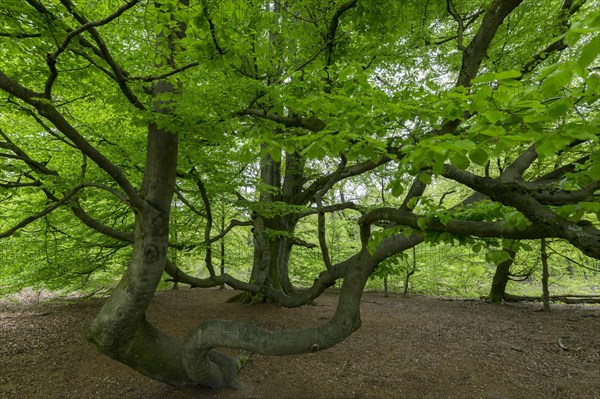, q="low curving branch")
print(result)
[443,164,600,259]
[359,207,550,240]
